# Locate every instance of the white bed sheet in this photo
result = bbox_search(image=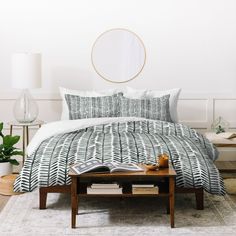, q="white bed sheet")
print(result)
[27,117,147,156]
